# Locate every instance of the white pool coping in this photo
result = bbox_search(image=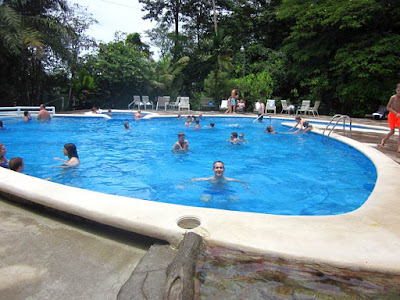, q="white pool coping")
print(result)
[1,114,400,273]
